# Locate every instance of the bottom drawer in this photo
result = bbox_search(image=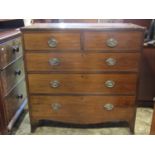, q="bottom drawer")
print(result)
[30,95,136,124]
[4,79,27,123]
